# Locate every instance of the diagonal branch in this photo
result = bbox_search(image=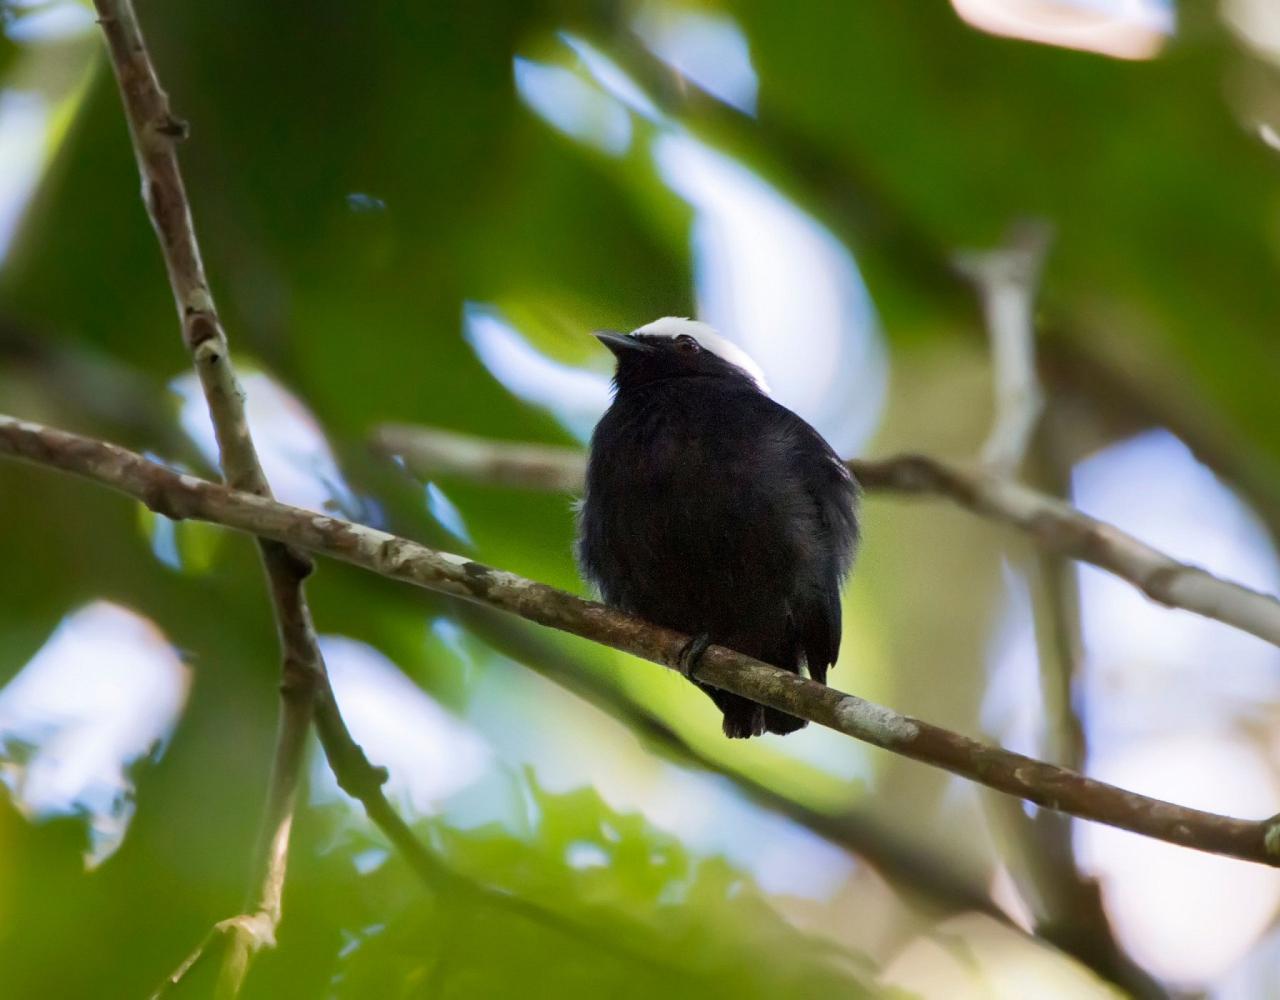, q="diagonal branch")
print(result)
[4,414,1280,867]
[457,608,1005,923]
[373,424,1280,649]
